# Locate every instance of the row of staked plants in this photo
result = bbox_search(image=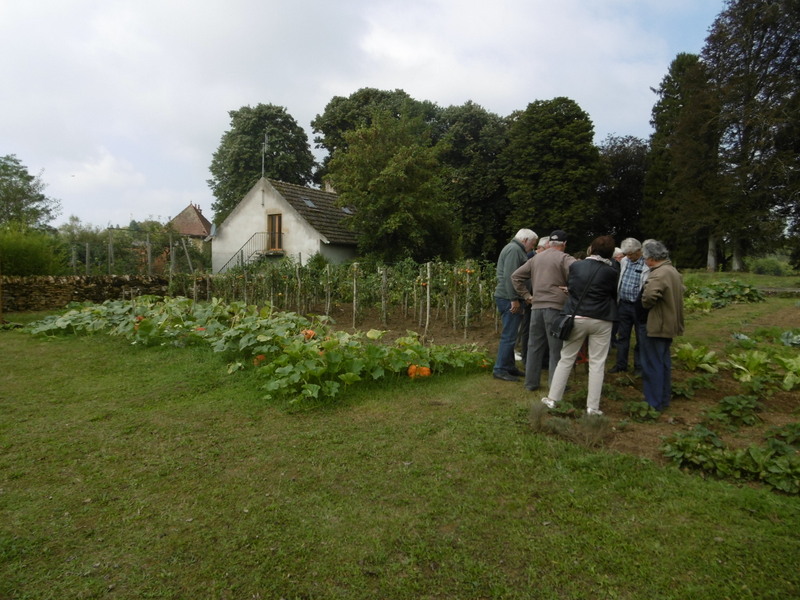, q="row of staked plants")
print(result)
[662,320,800,494]
[167,258,773,329]
[168,256,496,331]
[25,296,491,405]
